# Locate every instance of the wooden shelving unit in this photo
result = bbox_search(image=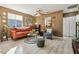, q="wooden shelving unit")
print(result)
[0,12,8,42]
